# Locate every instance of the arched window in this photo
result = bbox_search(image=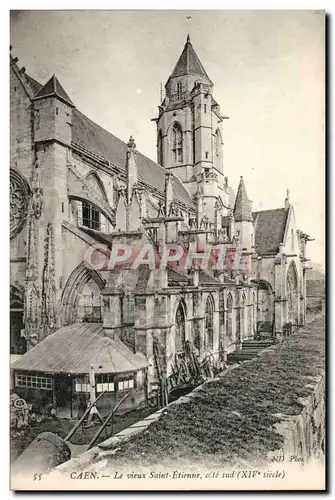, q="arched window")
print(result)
[287,263,298,324]
[85,171,108,202]
[78,201,106,232]
[205,295,214,349]
[175,301,186,352]
[240,293,246,341]
[176,81,182,99]
[227,293,233,342]
[171,123,183,164]
[157,129,163,166]
[214,129,222,172]
[76,280,102,323]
